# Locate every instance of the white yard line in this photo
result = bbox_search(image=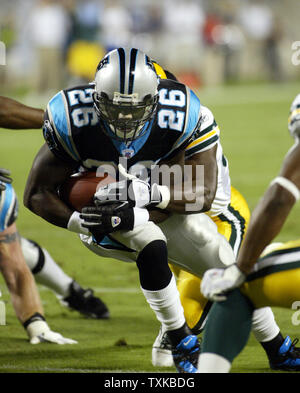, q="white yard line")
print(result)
[0,286,141,295]
[0,364,170,373]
